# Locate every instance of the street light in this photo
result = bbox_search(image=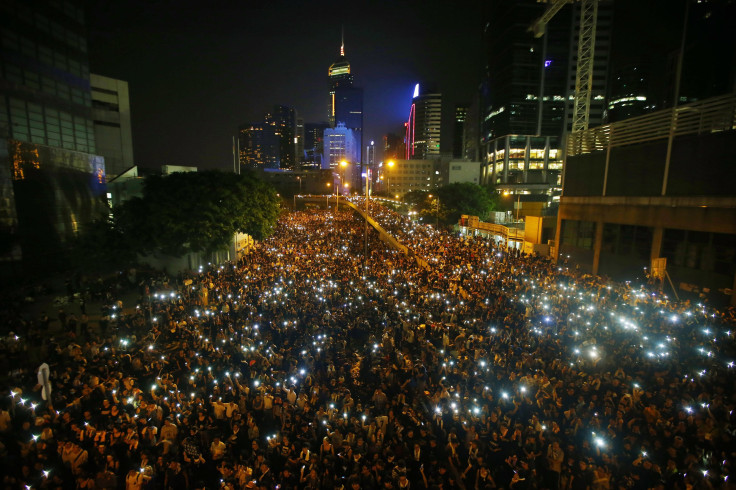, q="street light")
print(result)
[503,191,521,221]
[429,194,440,228]
[386,160,395,195]
[293,176,302,210]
